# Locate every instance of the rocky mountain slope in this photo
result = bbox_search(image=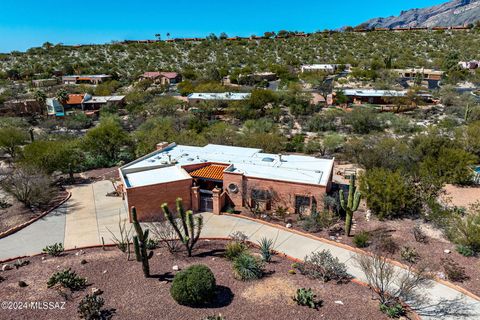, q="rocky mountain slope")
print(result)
[363,0,480,28]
